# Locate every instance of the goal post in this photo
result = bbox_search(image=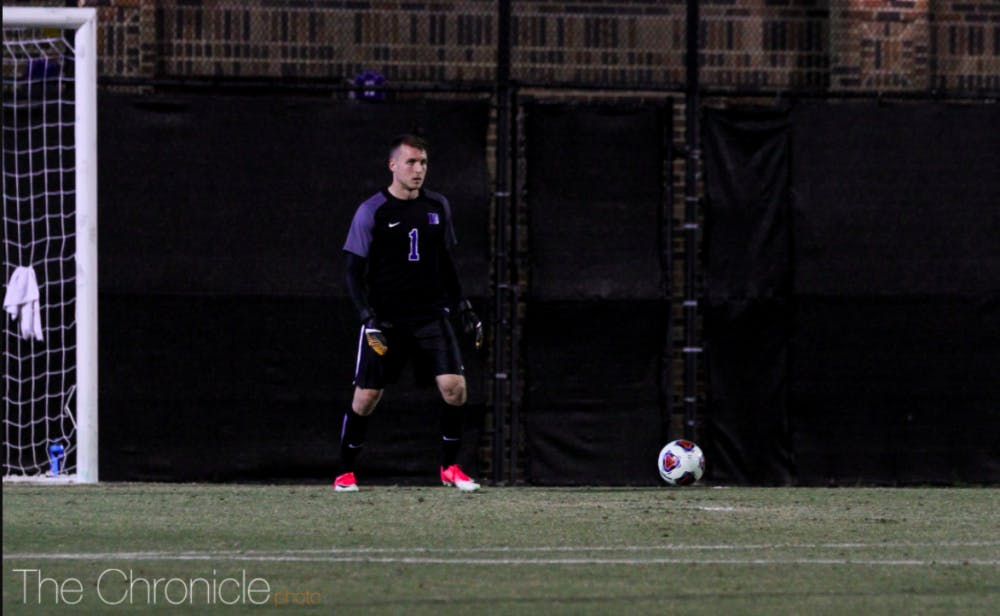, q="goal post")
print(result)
[3,7,98,483]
